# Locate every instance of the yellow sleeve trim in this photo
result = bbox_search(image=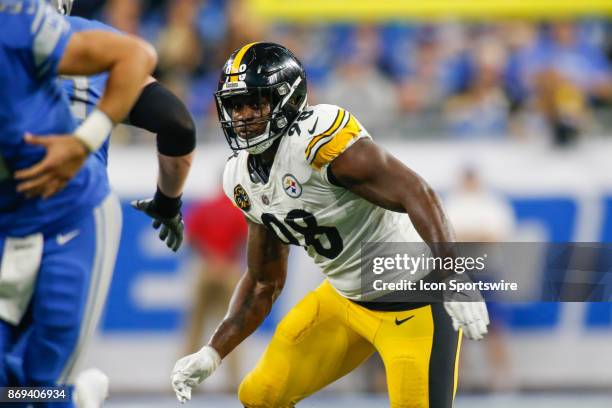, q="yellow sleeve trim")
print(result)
[305,109,345,158]
[311,114,360,170]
